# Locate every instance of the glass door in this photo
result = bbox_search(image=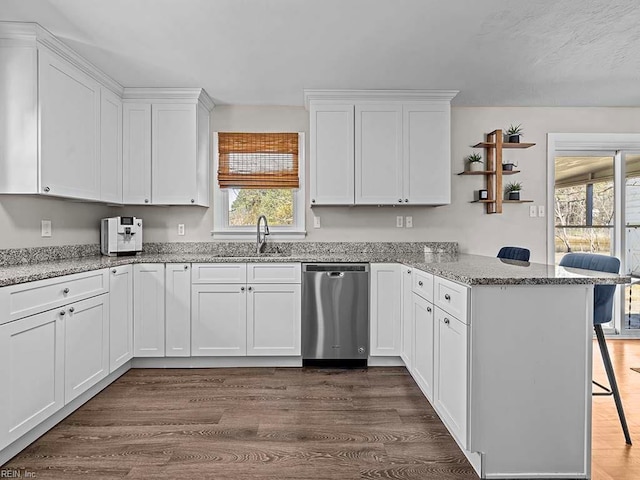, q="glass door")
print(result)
[622,153,640,334]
